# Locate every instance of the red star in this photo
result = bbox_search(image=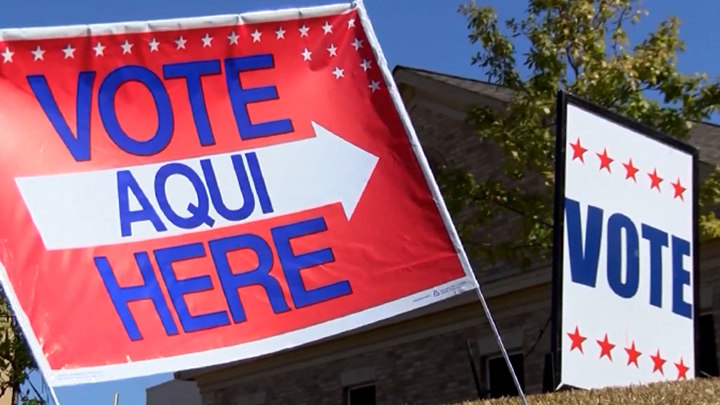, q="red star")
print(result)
[597,334,616,361]
[650,349,666,375]
[671,178,687,201]
[567,326,587,353]
[569,138,588,163]
[596,148,614,173]
[648,168,663,191]
[675,357,690,380]
[623,158,639,182]
[624,341,641,367]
